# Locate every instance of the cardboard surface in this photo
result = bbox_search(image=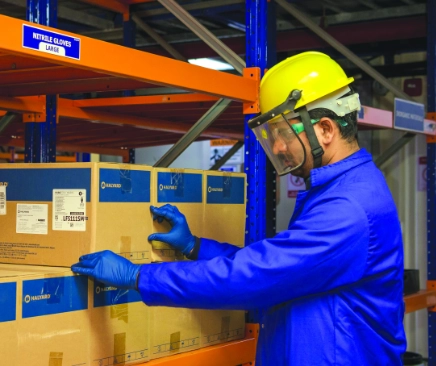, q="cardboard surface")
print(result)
[149,306,201,360]
[200,309,246,347]
[0,264,151,366]
[0,264,89,366]
[0,163,153,267]
[150,168,203,262]
[203,171,246,247]
[90,280,150,365]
